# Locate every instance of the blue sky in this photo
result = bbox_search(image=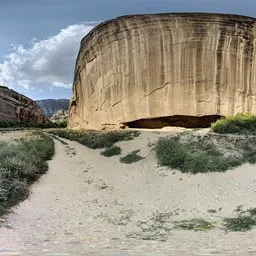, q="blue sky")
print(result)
[0,0,256,100]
